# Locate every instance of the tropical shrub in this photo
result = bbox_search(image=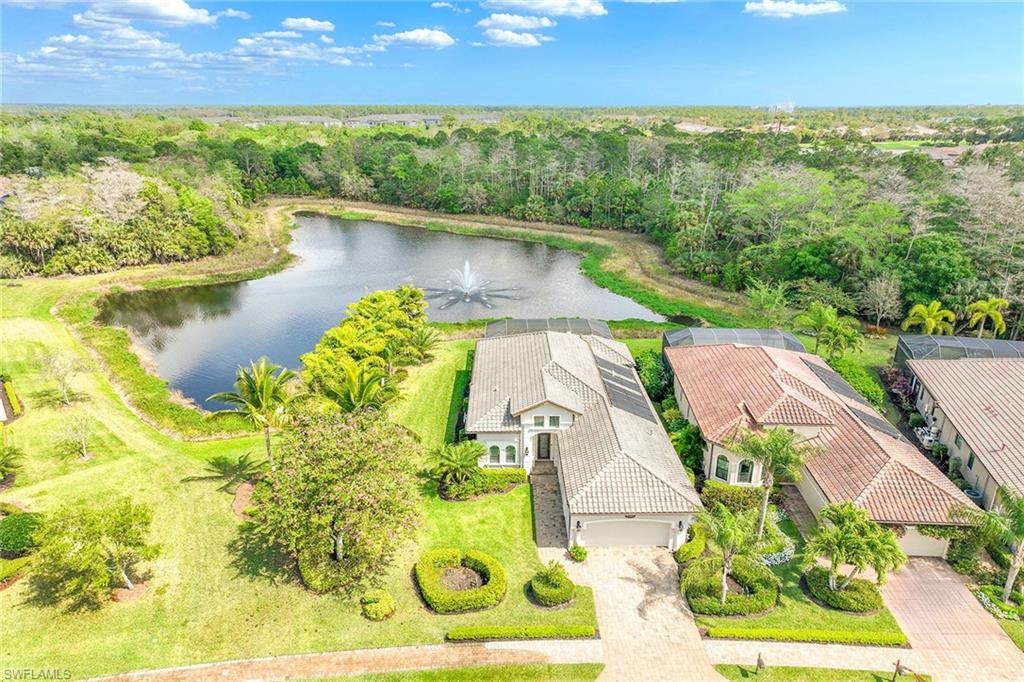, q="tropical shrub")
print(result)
[530,560,576,607]
[670,423,705,470]
[568,544,588,562]
[681,556,780,616]
[673,525,706,565]
[699,480,763,514]
[360,589,396,621]
[446,624,596,641]
[432,441,486,490]
[804,566,883,613]
[977,584,1024,620]
[661,395,678,412]
[443,468,527,501]
[0,444,23,481]
[827,357,886,410]
[0,512,42,557]
[635,350,668,401]
[414,548,507,614]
